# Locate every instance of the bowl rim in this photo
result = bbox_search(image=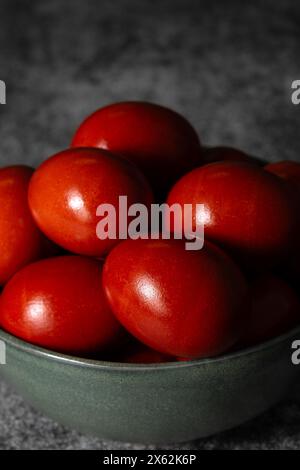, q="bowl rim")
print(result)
[0,325,299,371]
